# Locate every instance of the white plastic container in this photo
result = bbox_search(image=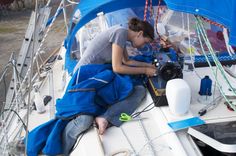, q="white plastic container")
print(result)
[34,91,46,114]
[166,79,191,116]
